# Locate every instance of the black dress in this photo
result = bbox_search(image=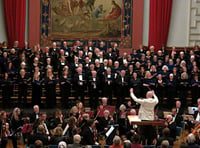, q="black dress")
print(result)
[59,76,71,108]
[45,76,57,108]
[32,79,42,106]
[1,78,13,107]
[18,75,29,107]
